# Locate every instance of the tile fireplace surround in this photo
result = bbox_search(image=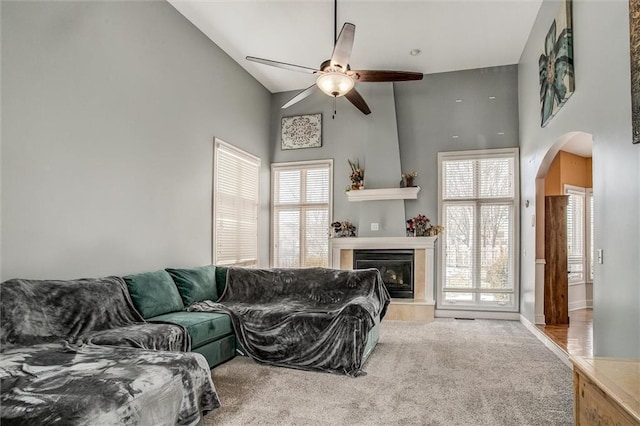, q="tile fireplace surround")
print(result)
[330,236,437,322]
